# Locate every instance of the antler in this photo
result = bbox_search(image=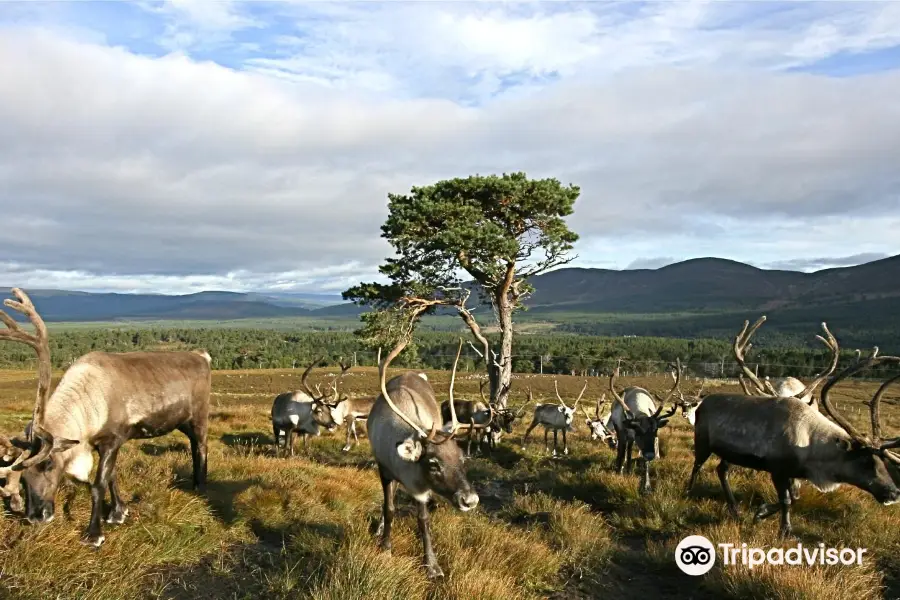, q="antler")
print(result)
[733,317,777,396]
[595,394,606,420]
[651,359,682,415]
[0,289,55,475]
[515,388,535,417]
[608,365,633,419]
[479,380,489,404]
[794,322,839,400]
[820,345,900,454]
[553,380,569,410]
[377,305,432,439]
[300,355,327,400]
